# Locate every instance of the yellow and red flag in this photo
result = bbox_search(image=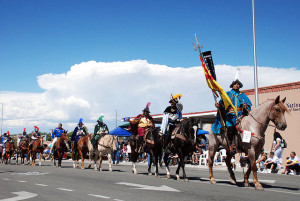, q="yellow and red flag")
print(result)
[199,55,236,112]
